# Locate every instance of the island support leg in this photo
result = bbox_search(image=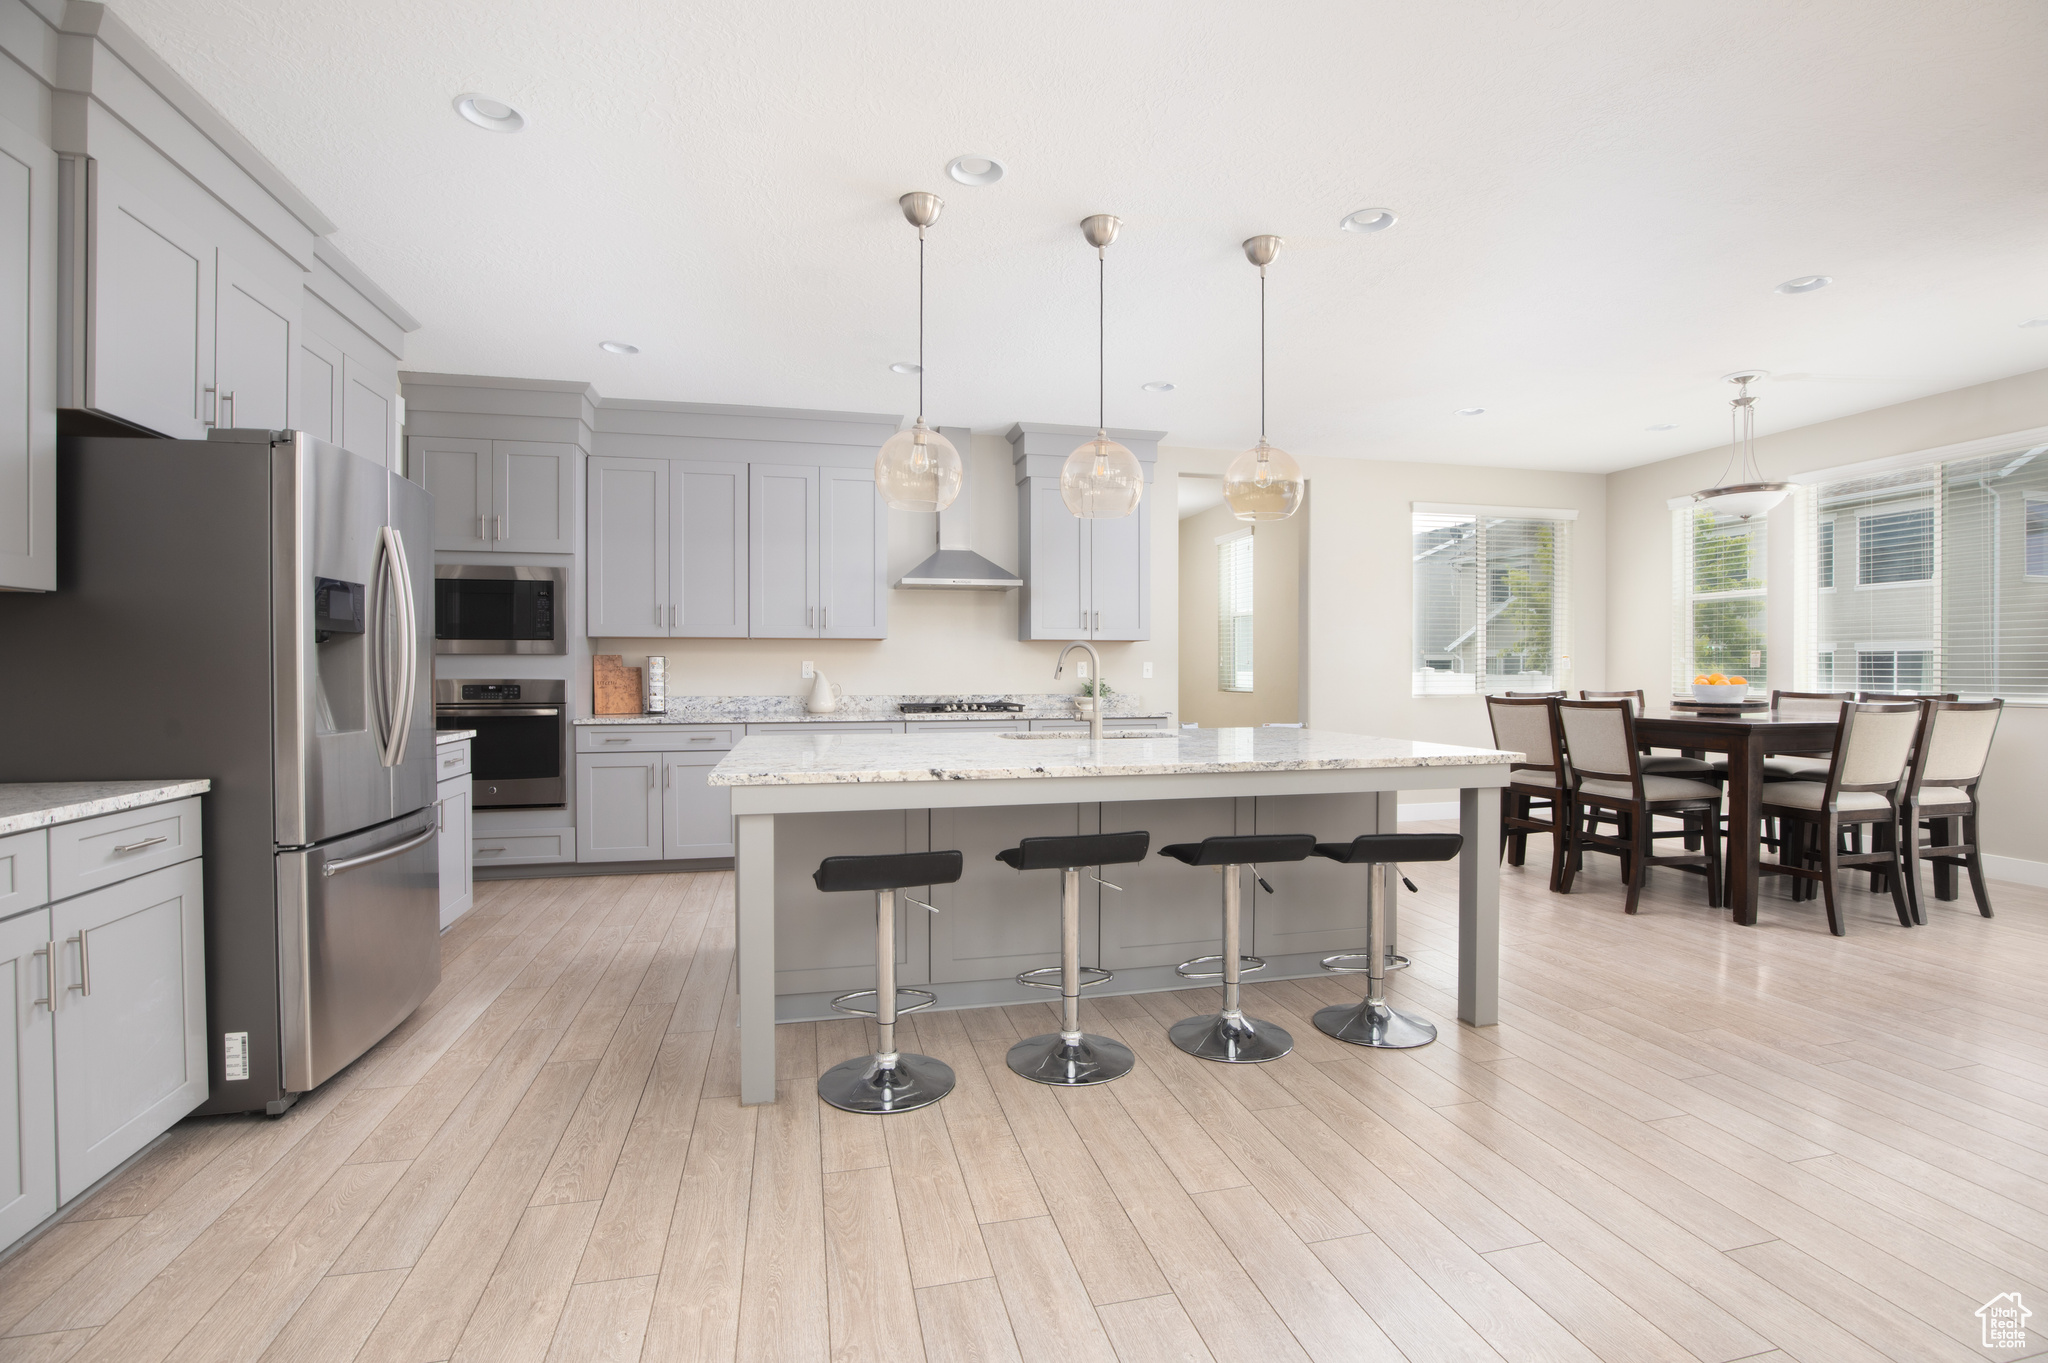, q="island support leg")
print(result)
[1458,786,1501,1027]
[736,812,778,1105]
